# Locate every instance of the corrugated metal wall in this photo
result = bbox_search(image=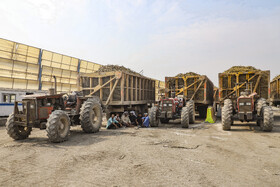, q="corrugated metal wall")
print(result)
[0,38,102,93]
[0,39,40,90]
[0,38,164,98]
